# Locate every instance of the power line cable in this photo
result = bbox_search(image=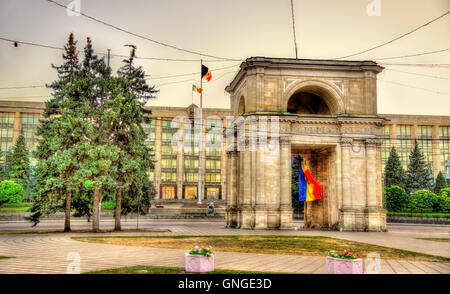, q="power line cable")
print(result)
[374,48,450,61]
[380,63,450,68]
[0,36,242,63]
[384,68,450,80]
[377,78,450,95]
[336,11,450,59]
[46,0,241,61]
